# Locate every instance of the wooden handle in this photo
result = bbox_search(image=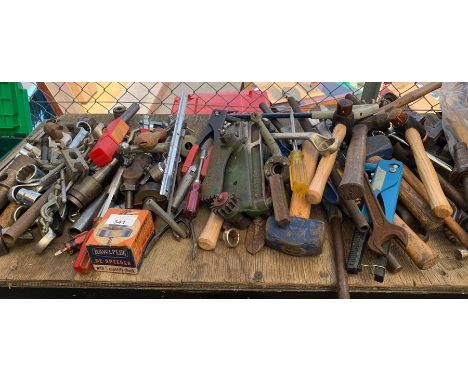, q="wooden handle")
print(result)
[444,216,468,249]
[393,214,439,269]
[339,124,368,200]
[377,82,442,114]
[306,123,346,204]
[437,172,468,213]
[269,174,290,227]
[405,127,452,218]
[398,179,444,231]
[402,163,468,248]
[135,128,167,150]
[401,163,429,199]
[289,140,319,218]
[197,212,224,251]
